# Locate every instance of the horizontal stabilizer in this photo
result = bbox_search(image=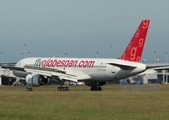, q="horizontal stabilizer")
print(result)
[108,63,136,70]
[147,64,169,70]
